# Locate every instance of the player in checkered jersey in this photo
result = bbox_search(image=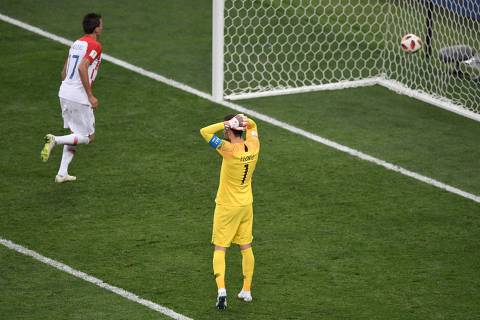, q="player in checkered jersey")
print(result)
[40,13,103,183]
